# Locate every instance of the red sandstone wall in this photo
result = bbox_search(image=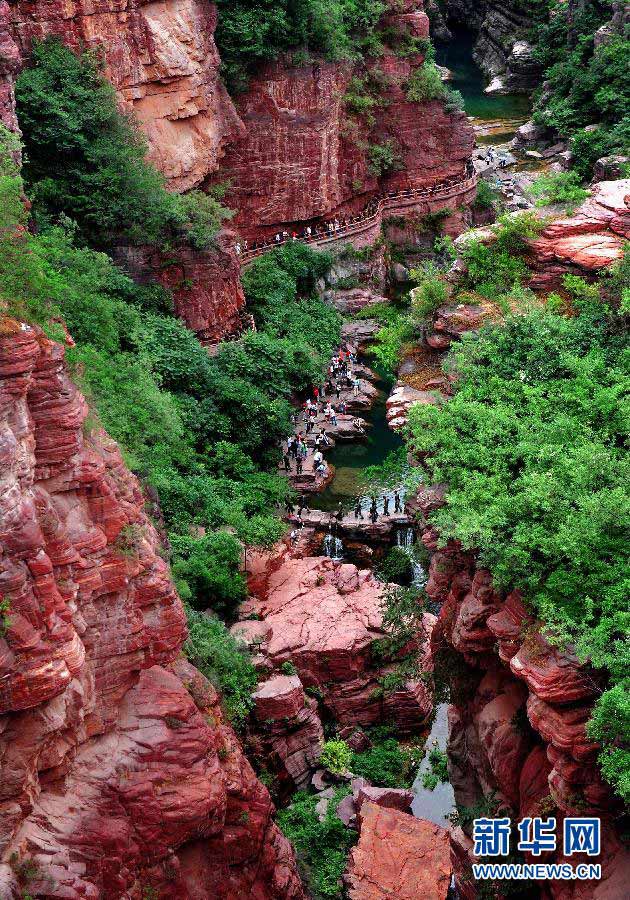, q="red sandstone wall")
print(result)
[6,0,243,192]
[0,323,303,898]
[0,2,20,135]
[210,0,475,239]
